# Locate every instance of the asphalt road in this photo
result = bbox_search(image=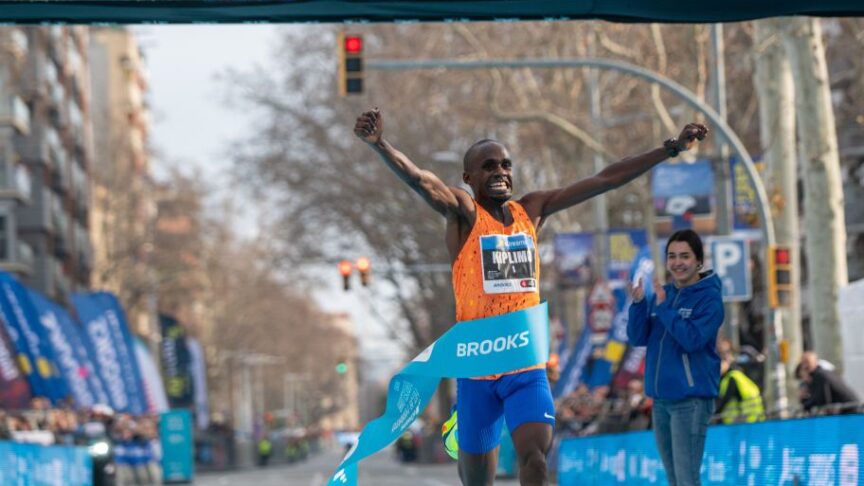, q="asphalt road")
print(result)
[195,449,525,486]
